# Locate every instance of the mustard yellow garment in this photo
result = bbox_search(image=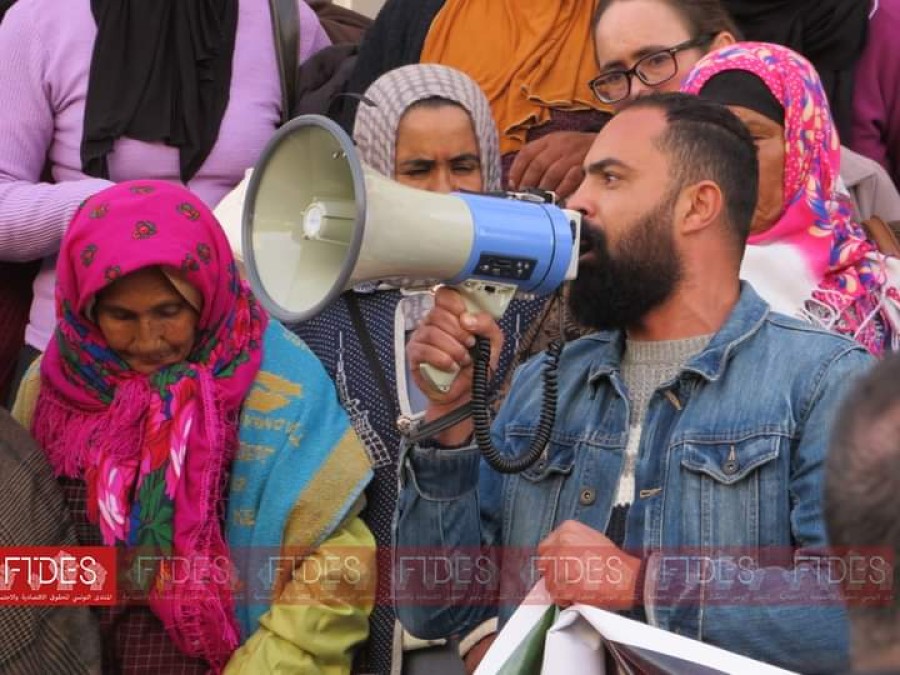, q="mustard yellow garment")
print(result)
[10,358,40,429]
[421,0,609,154]
[223,512,376,675]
